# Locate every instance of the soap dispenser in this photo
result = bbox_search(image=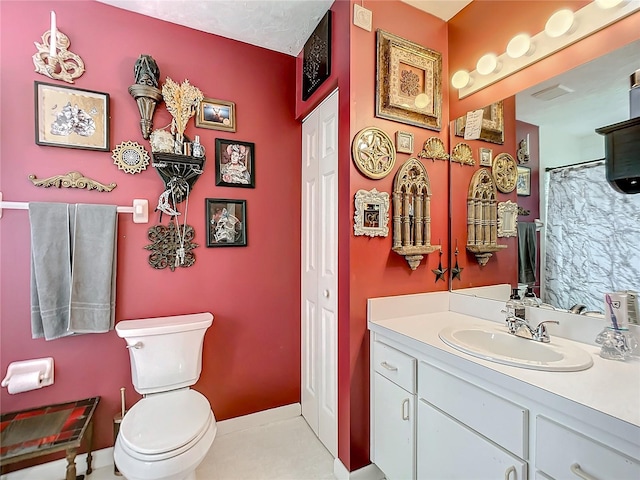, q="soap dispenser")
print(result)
[506,288,525,319]
[523,286,541,308]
